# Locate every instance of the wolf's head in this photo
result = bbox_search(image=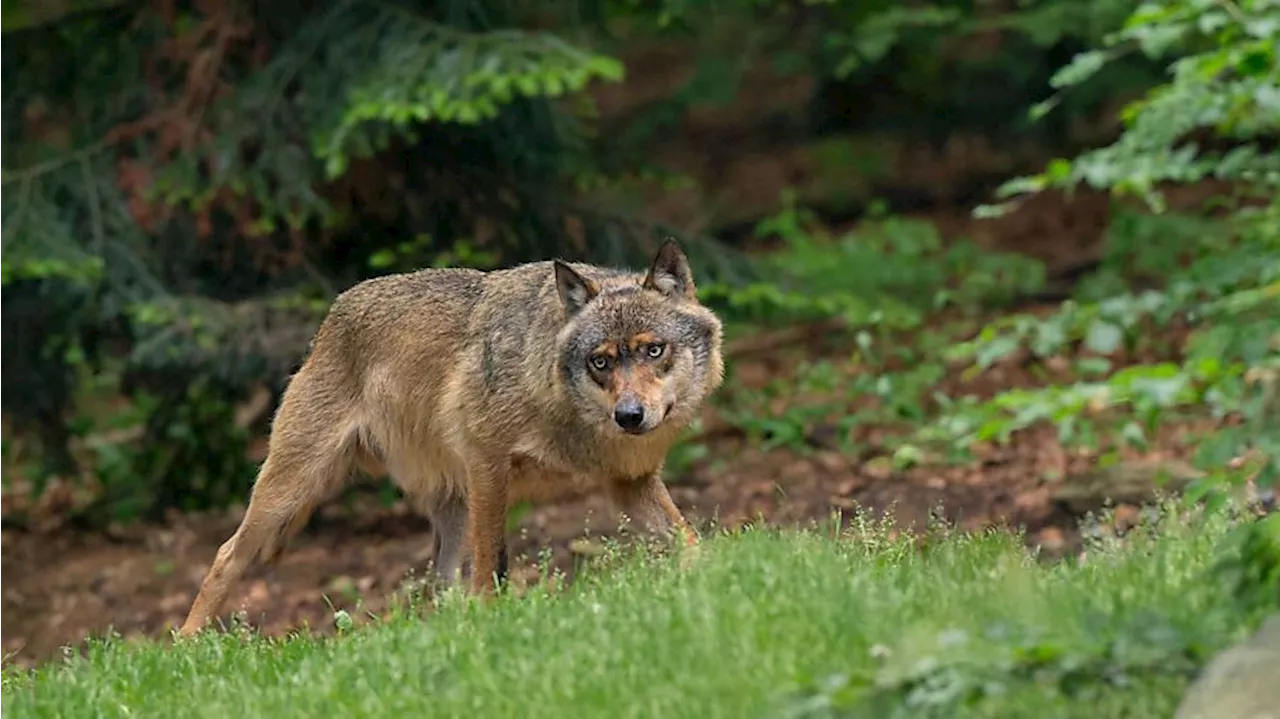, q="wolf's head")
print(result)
[553,240,724,437]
